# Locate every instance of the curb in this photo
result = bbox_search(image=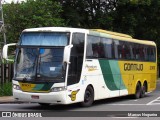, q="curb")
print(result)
[0,96,25,104]
[0,100,26,104]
